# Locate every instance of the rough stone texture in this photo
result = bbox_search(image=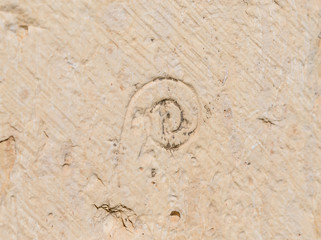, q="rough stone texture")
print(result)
[0,0,321,239]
